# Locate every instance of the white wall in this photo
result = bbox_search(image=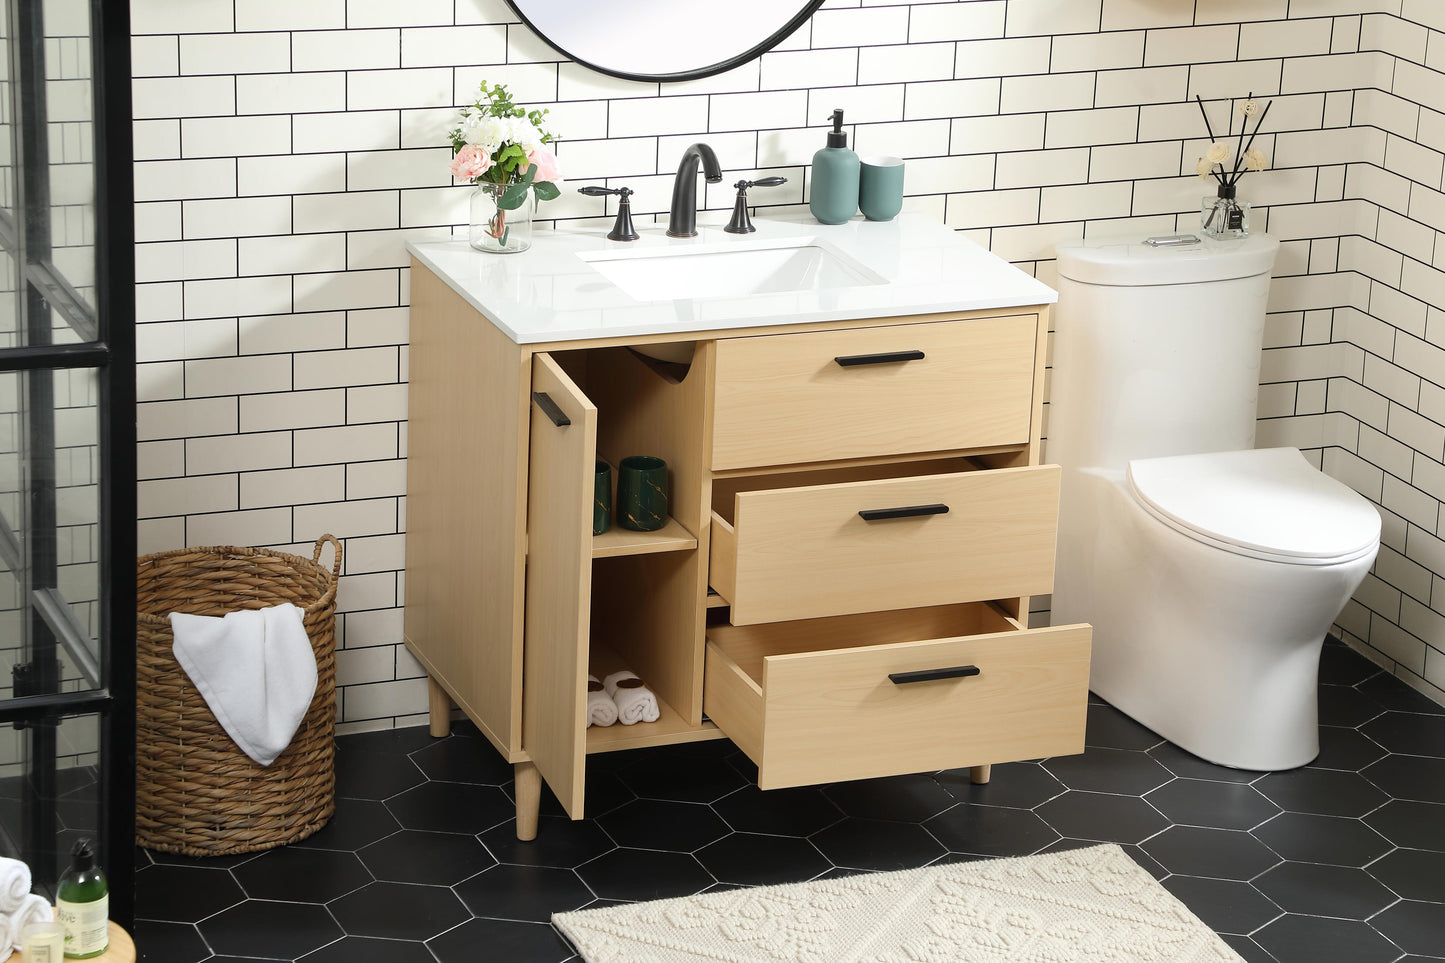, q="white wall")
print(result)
[129,0,1445,730]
